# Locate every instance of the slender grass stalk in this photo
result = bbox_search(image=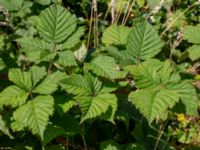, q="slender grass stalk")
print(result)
[145,0,166,21]
[111,0,116,24]
[104,2,111,20]
[93,0,98,48]
[123,0,135,25]
[81,123,87,150]
[161,1,199,36]
[154,120,168,150]
[122,0,131,24]
[87,2,94,49]
[169,29,183,59]
[115,1,125,24]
